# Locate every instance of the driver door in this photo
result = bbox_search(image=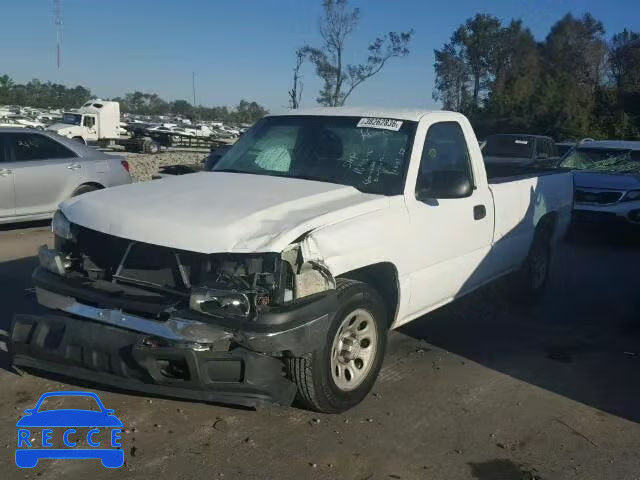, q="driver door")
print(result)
[83,115,98,141]
[404,121,494,317]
